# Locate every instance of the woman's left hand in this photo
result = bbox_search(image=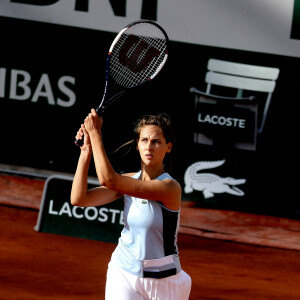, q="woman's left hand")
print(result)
[84,108,103,135]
